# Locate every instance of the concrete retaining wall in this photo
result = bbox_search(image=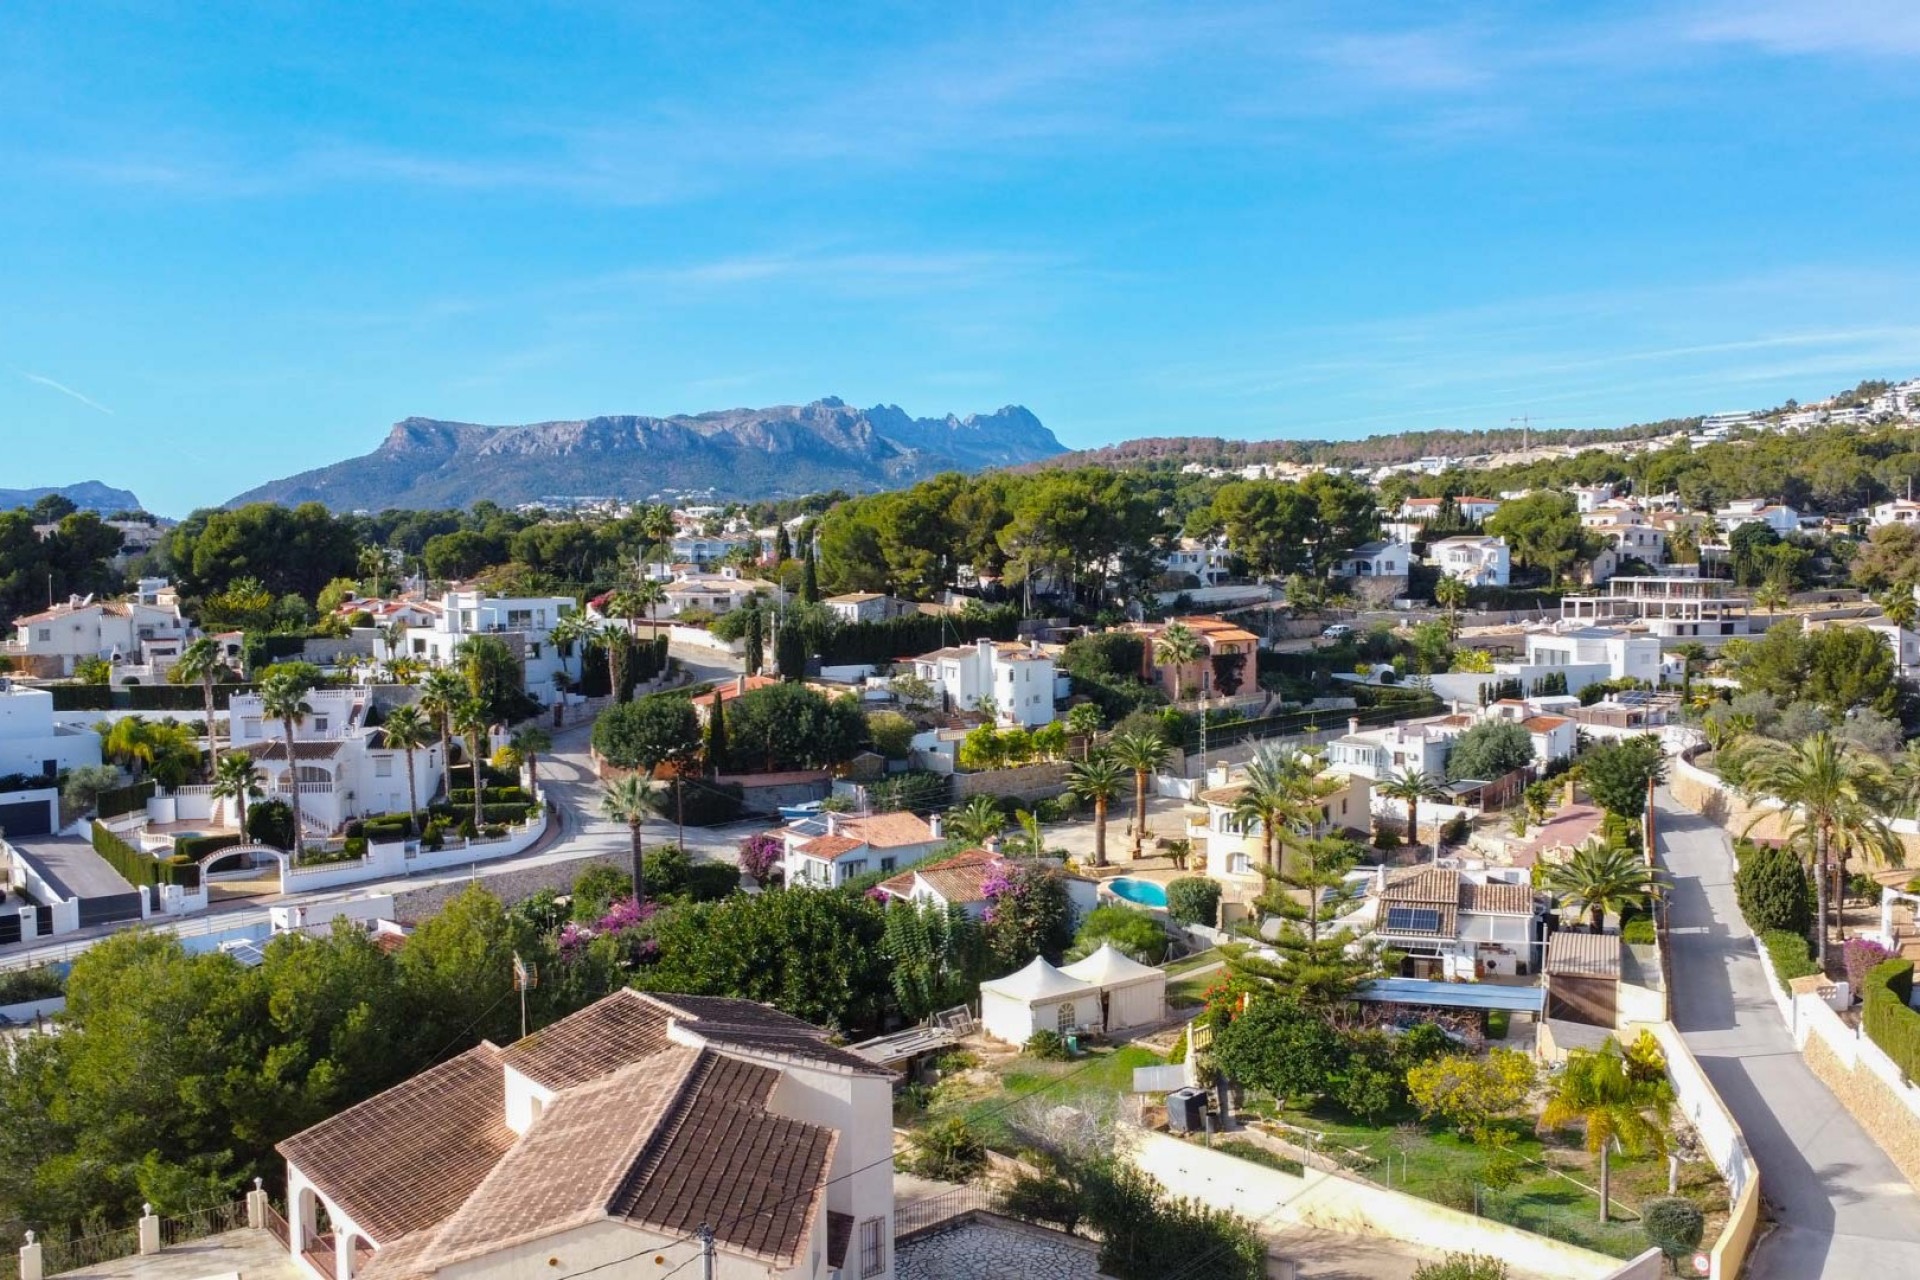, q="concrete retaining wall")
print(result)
[1797,995,1920,1189]
[390,848,631,919]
